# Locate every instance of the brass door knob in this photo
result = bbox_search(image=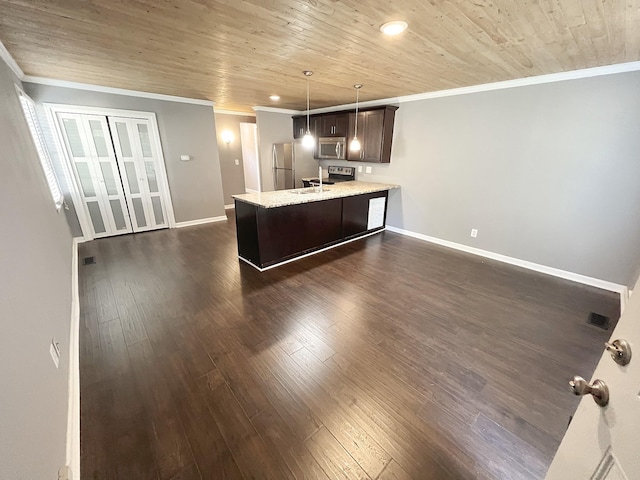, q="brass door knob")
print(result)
[605,339,632,366]
[569,376,609,407]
